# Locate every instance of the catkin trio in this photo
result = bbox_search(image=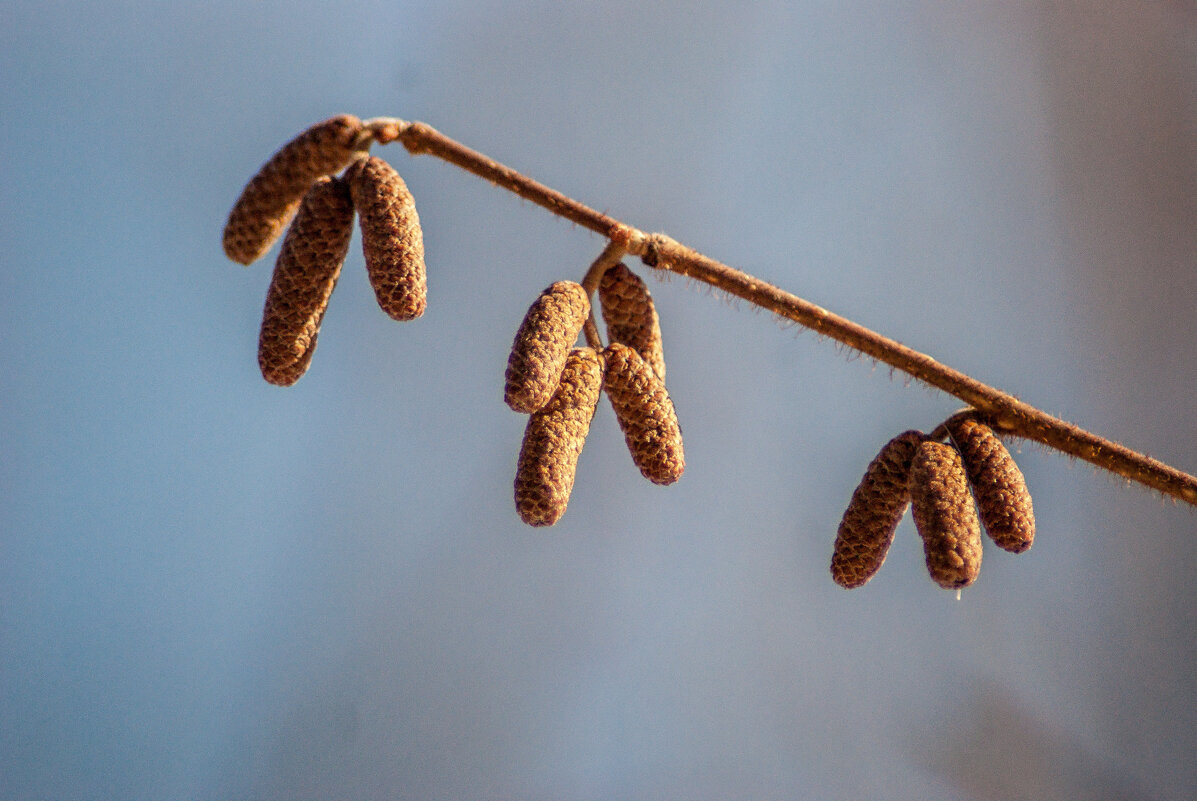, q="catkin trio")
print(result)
[506,262,684,526]
[830,413,1035,591]
[222,118,427,385]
